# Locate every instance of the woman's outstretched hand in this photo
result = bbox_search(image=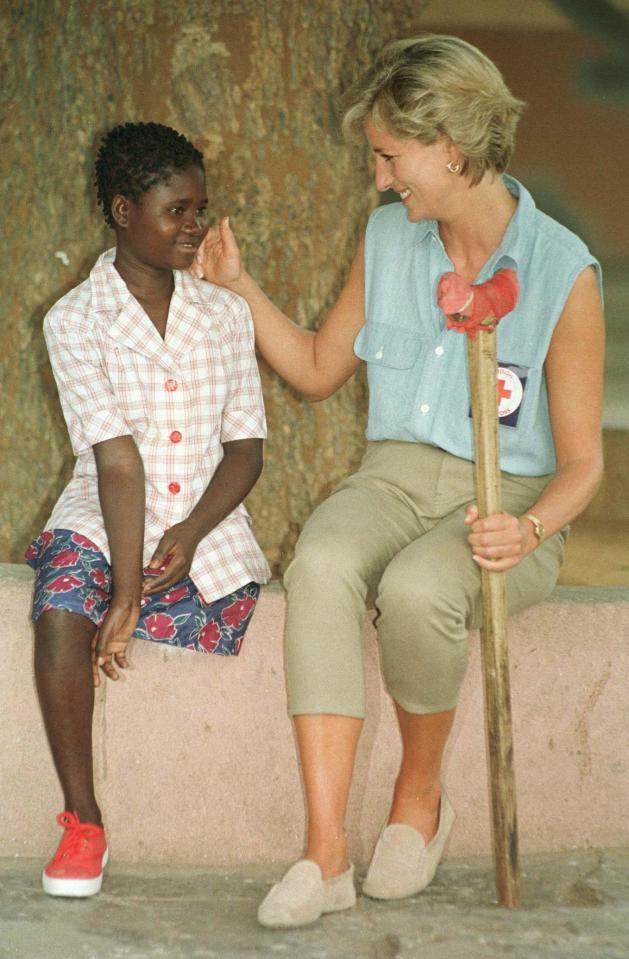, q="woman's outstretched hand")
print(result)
[191,215,242,286]
[465,504,536,571]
